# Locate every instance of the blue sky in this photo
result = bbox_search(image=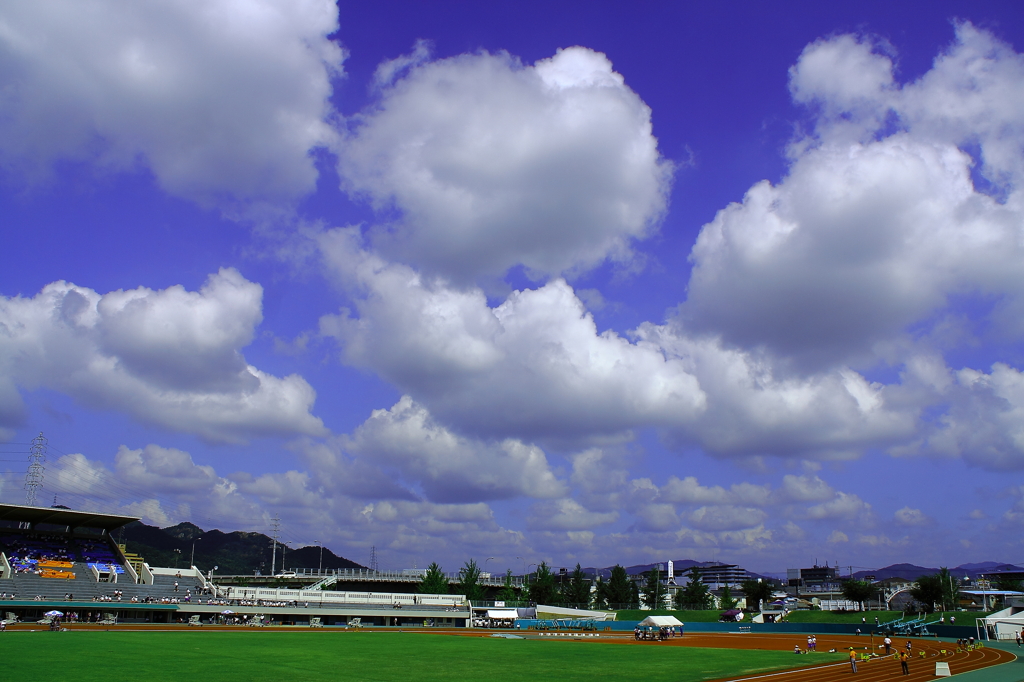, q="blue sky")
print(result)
[2,0,1024,577]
